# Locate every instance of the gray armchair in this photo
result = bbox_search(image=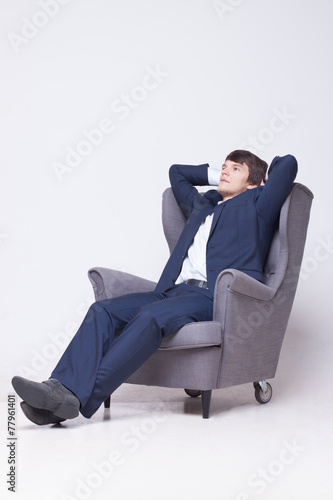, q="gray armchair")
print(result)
[88,183,313,418]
